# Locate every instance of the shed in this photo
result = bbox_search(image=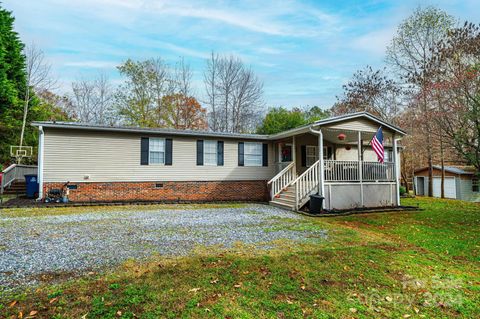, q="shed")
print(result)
[414,166,479,201]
